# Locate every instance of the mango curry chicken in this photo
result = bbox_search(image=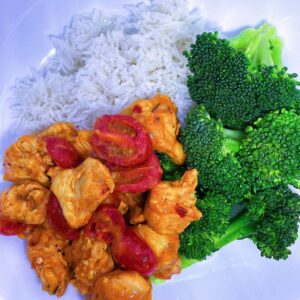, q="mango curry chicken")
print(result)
[0,95,201,300]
